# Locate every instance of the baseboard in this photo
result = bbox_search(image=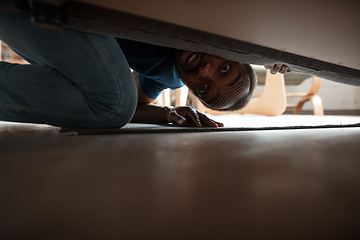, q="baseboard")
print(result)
[284,109,360,116]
